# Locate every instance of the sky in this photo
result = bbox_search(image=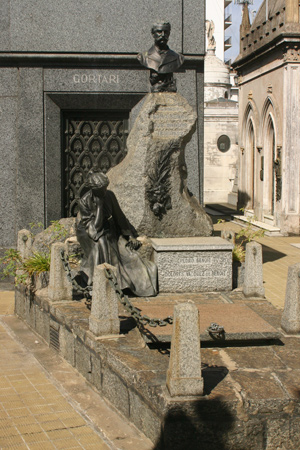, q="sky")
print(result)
[226,0,264,63]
